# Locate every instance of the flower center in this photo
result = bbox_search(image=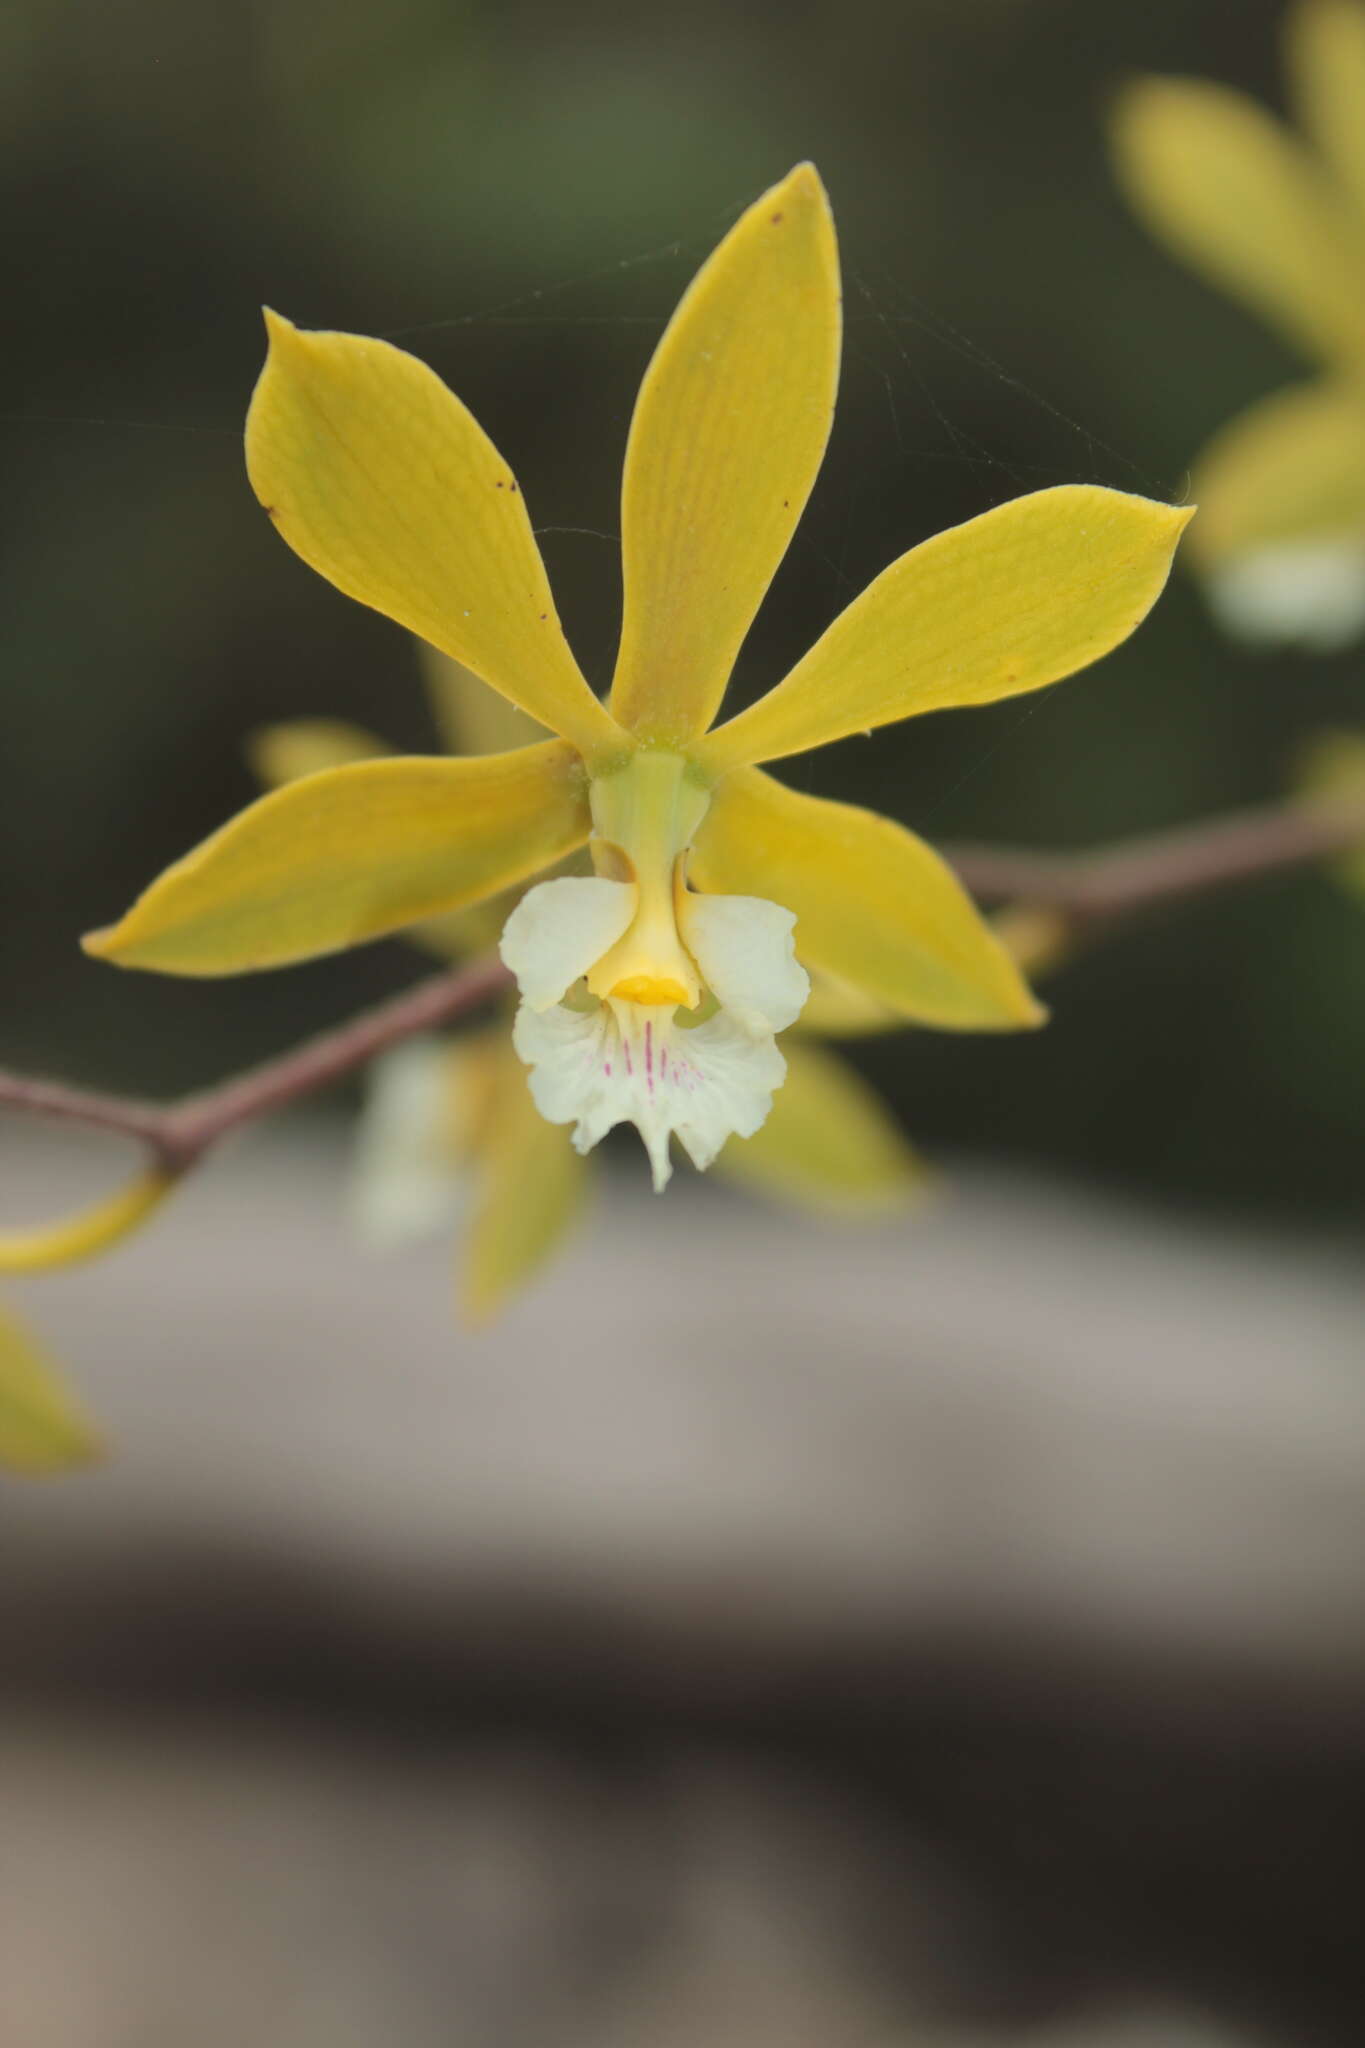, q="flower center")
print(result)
[498,746,810,1190]
[583,751,712,1009]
